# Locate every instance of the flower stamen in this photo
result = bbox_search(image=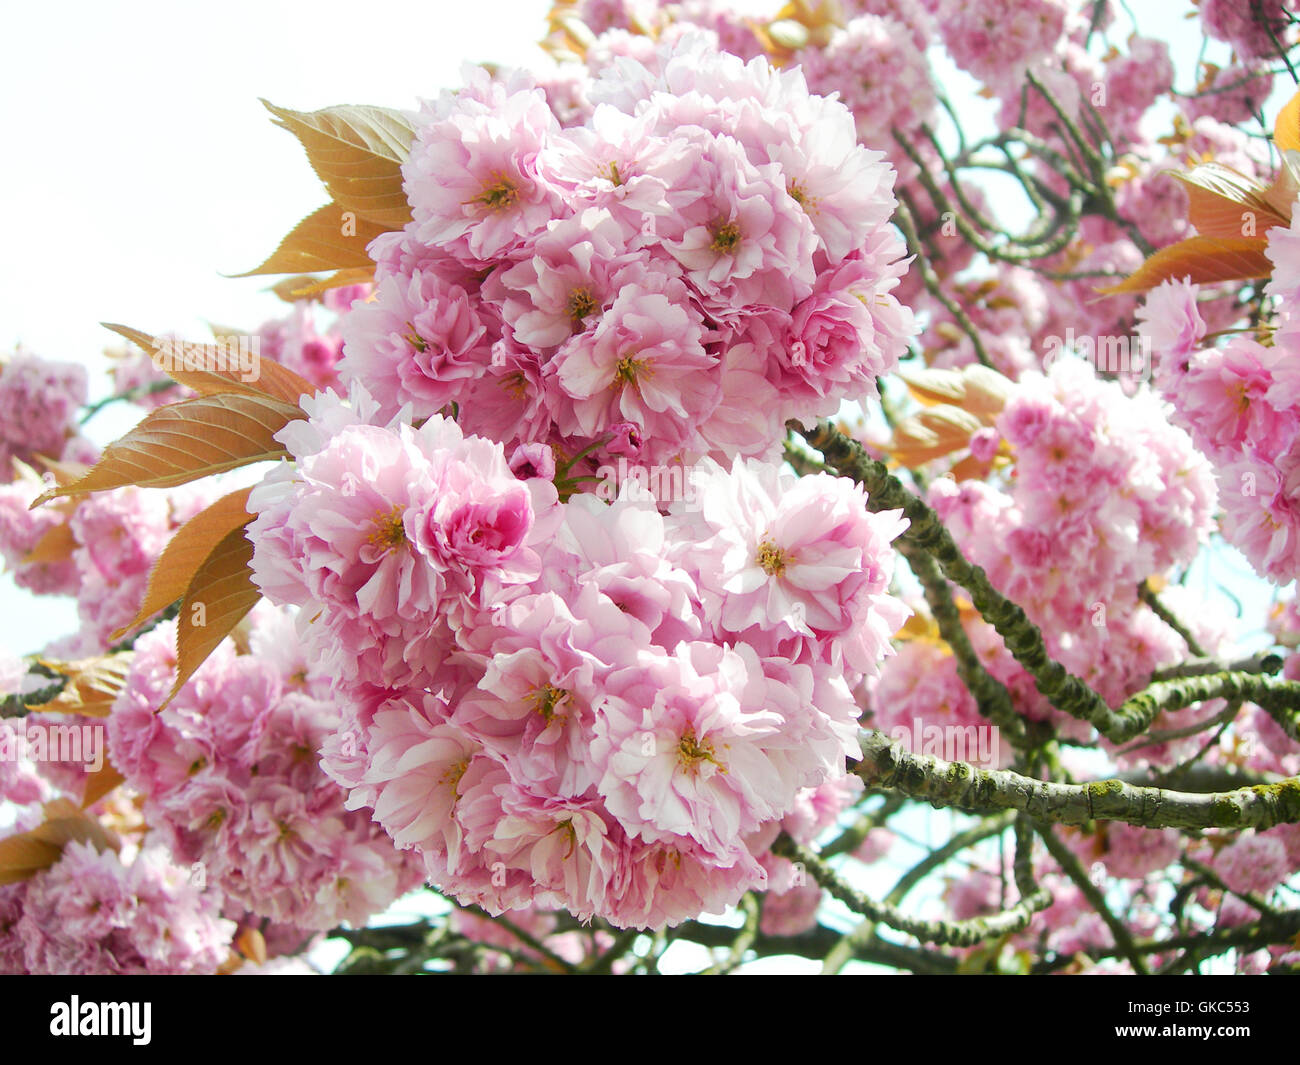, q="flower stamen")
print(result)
[470,172,519,212]
[404,323,429,353]
[366,503,407,554]
[529,683,569,724]
[677,727,724,774]
[755,539,788,576]
[710,220,742,254]
[614,353,649,387]
[441,756,471,800]
[567,287,598,325]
